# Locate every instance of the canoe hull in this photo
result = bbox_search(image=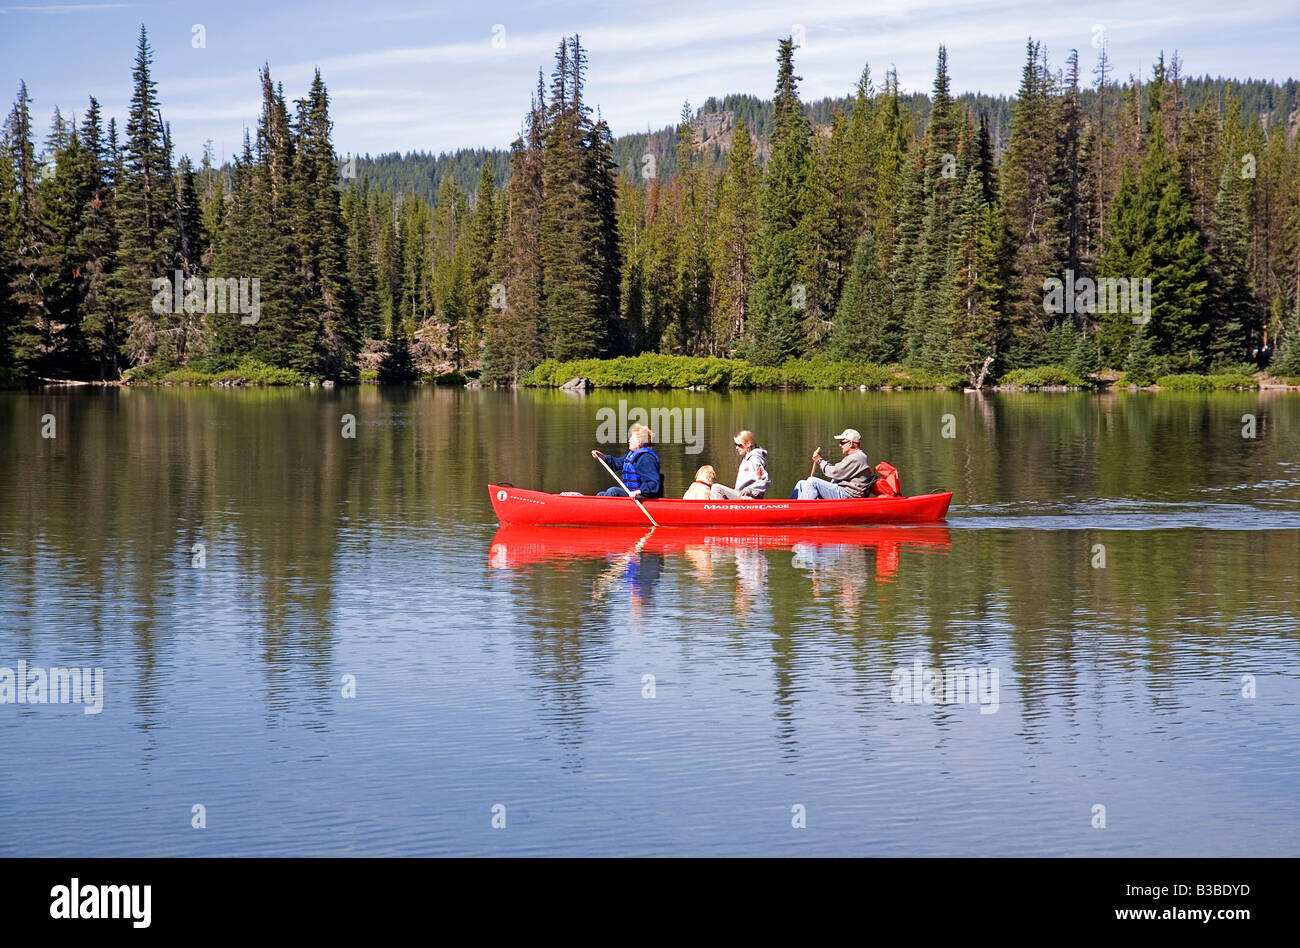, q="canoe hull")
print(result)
[488,484,952,526]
